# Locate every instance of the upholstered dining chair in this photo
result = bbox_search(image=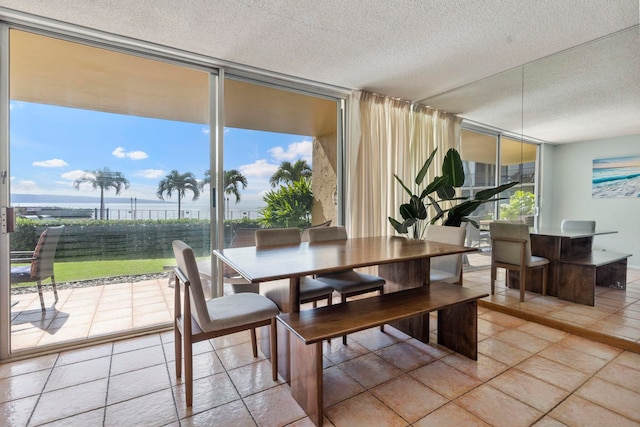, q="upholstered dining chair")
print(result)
[255,228,335,308]
[425,224,467,285]
[305,225,386,344]
[10,225,65,312]
[489,222,549,302]
[172,240,279,407]
[561,219,596,233]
